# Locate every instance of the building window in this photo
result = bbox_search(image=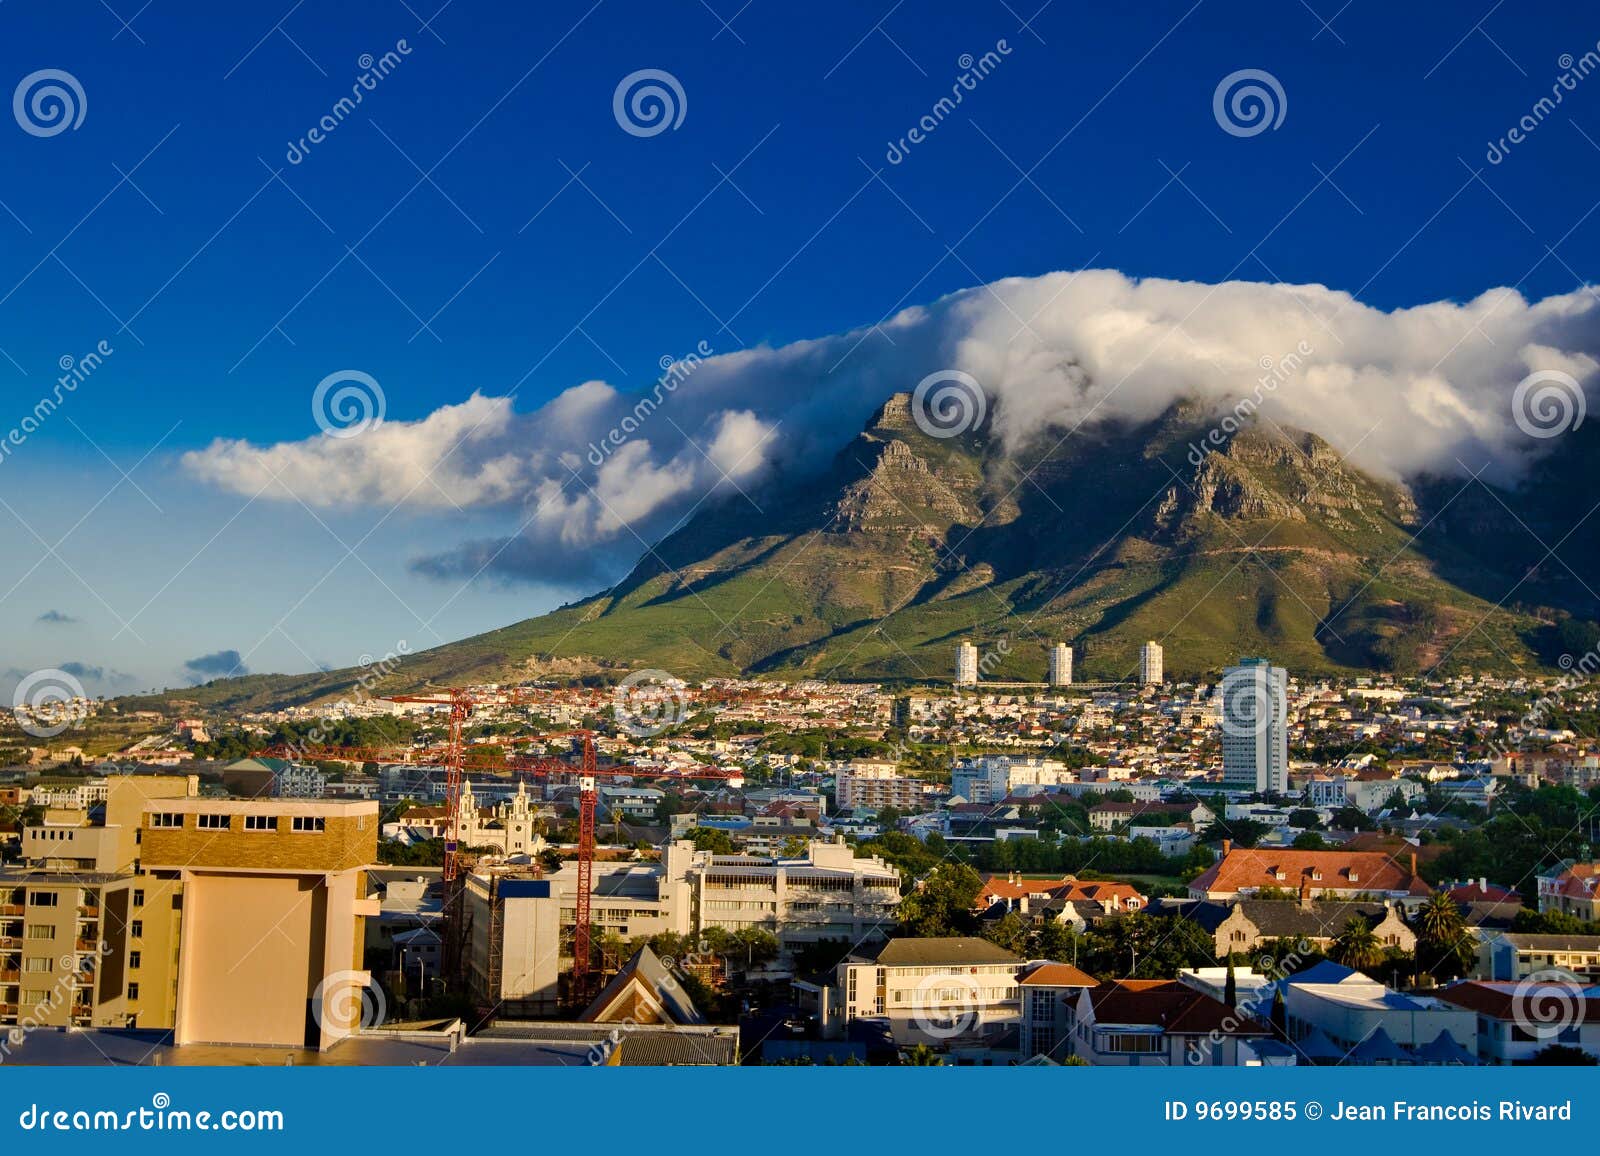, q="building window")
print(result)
[132,890,144,906]
[130,920,143,938]
[26,926,55,940]
[23,958,52,973]
[129,951,141,970]
[243,815,278,832]
[27,892,57,908]
[196,814,230,830]
[128,983,140,1001]
[148,813,183,829]
[291,816,326,833]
